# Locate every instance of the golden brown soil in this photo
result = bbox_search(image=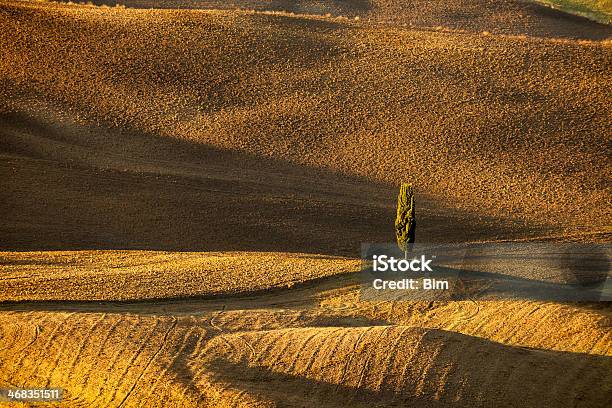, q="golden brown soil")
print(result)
[65,0,612,38]
[0,251,359,301]
[1,300,611,406]
[0,1,610,407]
